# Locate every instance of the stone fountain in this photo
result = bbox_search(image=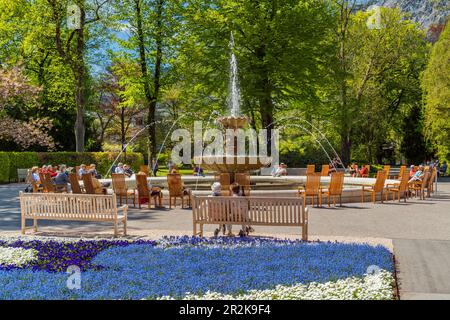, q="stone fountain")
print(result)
[194,33,270,177]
